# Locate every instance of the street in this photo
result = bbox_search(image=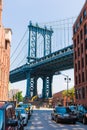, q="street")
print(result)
[24,108,87,130]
